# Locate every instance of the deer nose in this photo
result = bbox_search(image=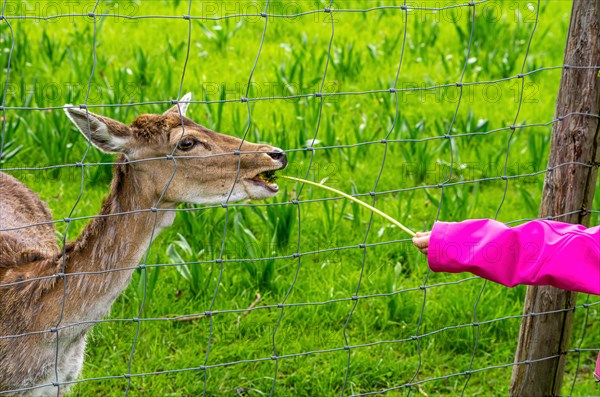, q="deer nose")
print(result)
[267,149,287,167]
